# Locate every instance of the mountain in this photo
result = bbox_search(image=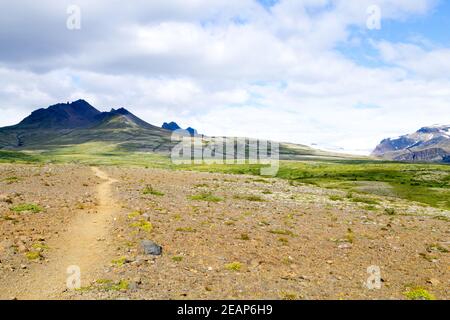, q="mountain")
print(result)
[372,125,450,163]
[15,99,101,129]
[0,99,355,160]
[162,122,181,131]
[0,100,172,152]
[162,121,198,136]
[96,108,159,130]
[185,127,198,136]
